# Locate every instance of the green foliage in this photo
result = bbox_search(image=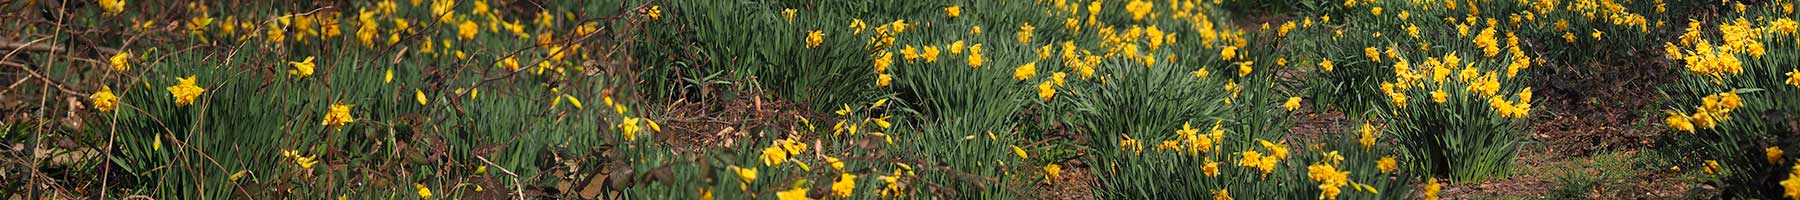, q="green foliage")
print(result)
[41,0,627,198]
[29,0,1794,199]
